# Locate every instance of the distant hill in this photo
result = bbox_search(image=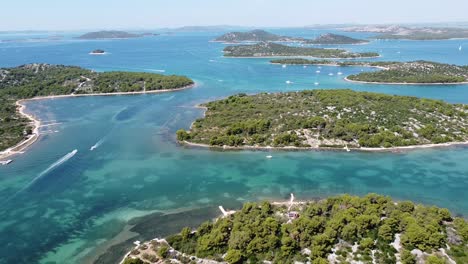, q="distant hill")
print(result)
[214,29,304,43]
[77,30,157,40]
[343,25,468,40]
[306,33,368,44]
[375,27,468,40]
